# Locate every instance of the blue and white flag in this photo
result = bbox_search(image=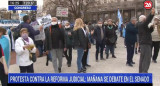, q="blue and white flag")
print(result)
[117,9,123,30]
